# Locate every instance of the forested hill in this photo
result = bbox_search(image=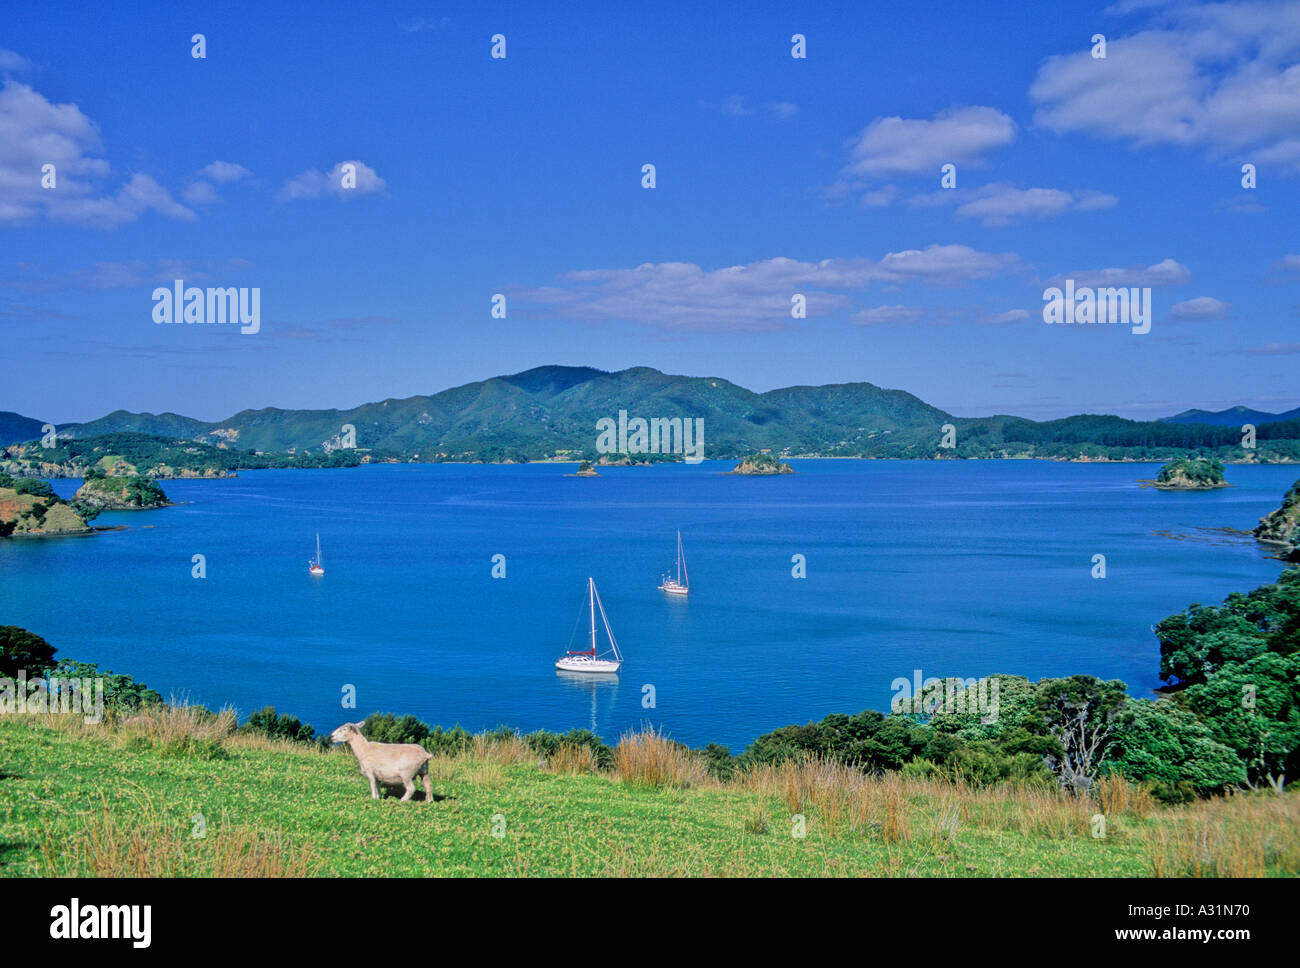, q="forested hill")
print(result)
[6,365,1299,463]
